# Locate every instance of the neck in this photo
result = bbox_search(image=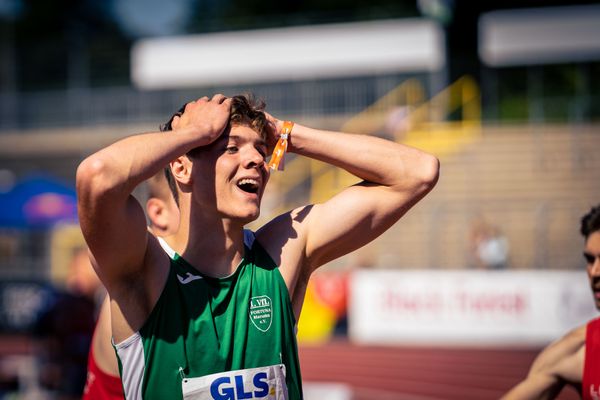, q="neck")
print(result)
[175,201,246,278]
[161,233,184,256]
